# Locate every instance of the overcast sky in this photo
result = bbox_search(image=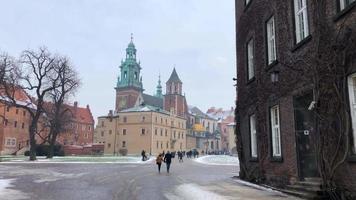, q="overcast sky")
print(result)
[0,0,236,120]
